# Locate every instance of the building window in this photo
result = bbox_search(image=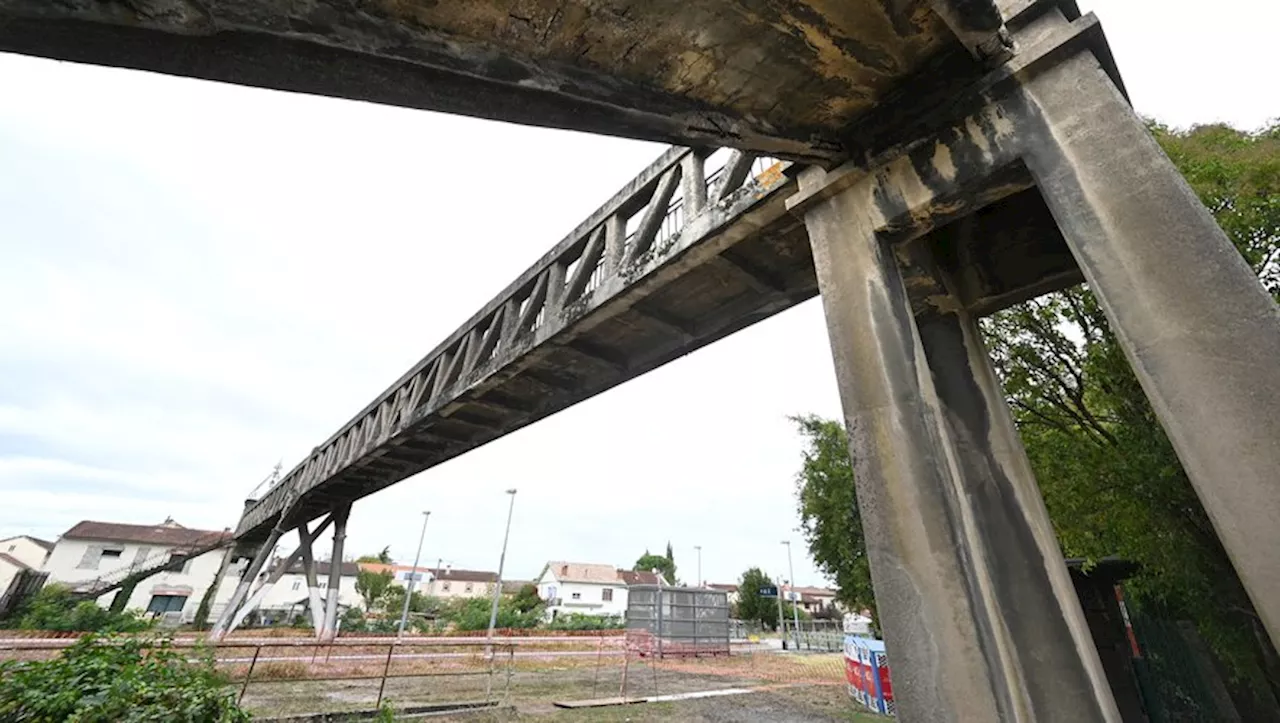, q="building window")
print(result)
[101,549,123,559]
[6,544,14,552]
[442,582,451,592]
[146,594,188,615]
[465,583,473,593]
[571,592,581,600]
[292,581,301,591]
[319,580,327,589]
[602,588,613,602]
